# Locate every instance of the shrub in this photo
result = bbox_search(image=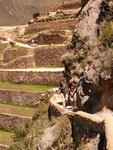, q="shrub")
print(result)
[99,22,113,48]
[13,129,27,142]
